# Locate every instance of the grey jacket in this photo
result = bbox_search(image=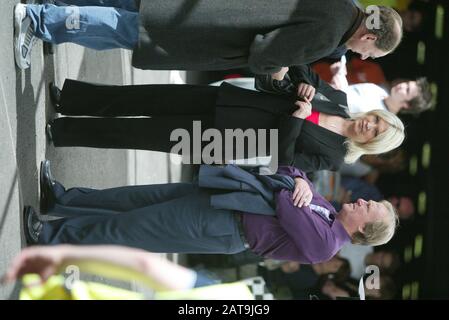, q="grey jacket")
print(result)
[198,165,295,215]
[132,0,364,74]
